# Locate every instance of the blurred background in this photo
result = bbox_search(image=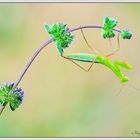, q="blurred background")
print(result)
[0,3,140,137]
